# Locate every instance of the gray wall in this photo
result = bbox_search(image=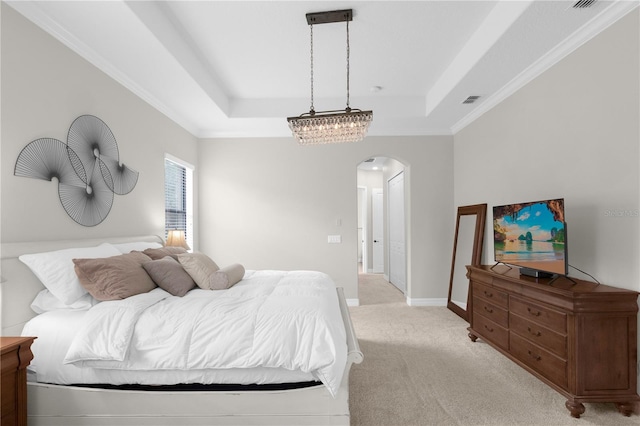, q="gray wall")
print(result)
[454,8,639,292]
[1,5,199,243]
[198,136,454,301]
